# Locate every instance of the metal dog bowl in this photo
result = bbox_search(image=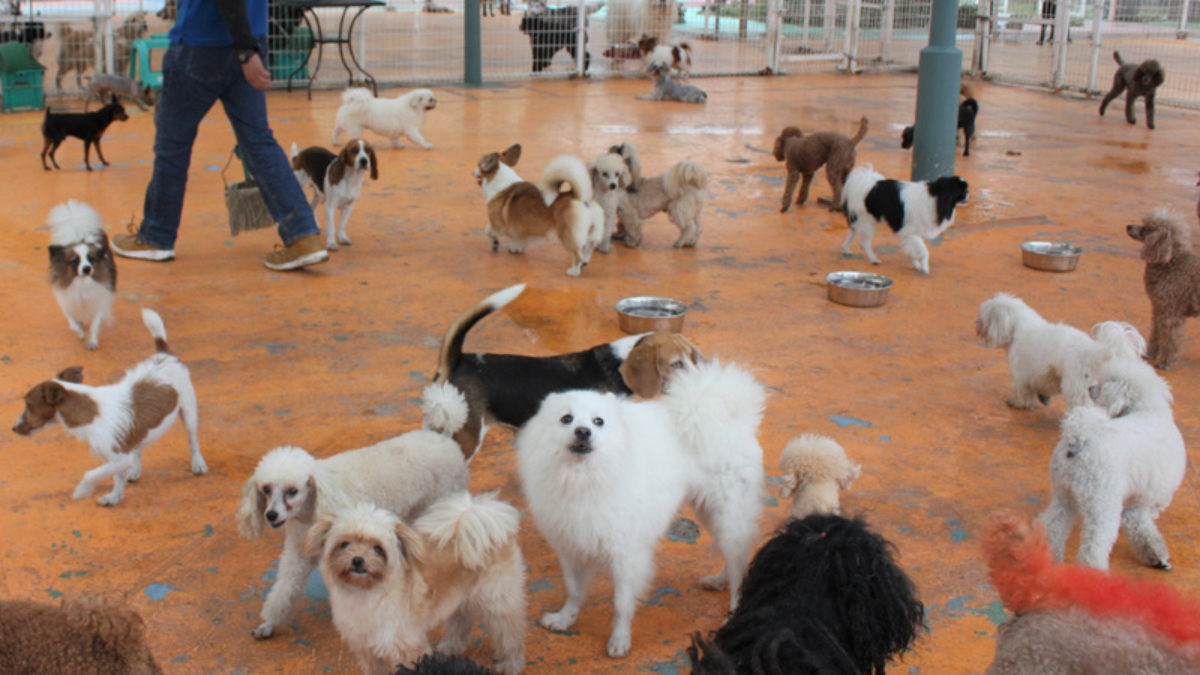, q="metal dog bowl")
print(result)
[826,271,894,308]
[1021,241,1083,272]
[616,296,688,333]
